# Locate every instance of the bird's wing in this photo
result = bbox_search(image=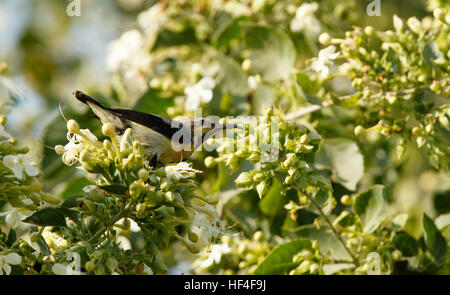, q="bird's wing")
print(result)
[109,108,182,140]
